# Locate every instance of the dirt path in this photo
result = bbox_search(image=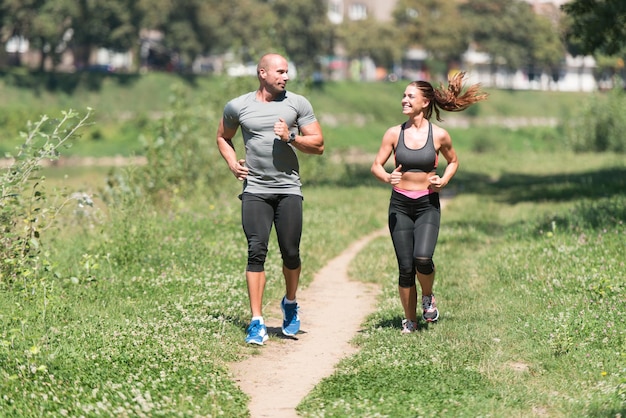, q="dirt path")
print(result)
[229,227,387,418]
[229,198,450,417]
